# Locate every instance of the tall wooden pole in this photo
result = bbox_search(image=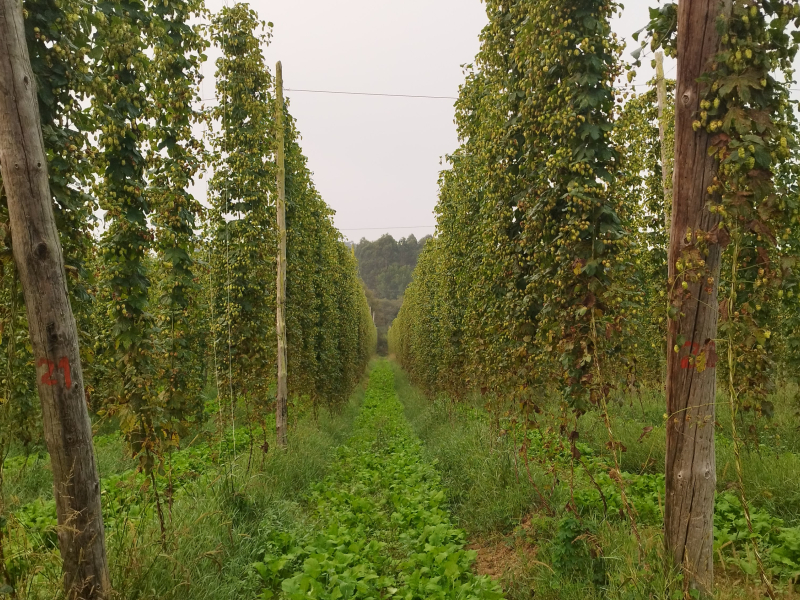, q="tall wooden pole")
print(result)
[0,0,110,597]
[655,51,672,231]
[665,0,730,595]
[275,61,288,448]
